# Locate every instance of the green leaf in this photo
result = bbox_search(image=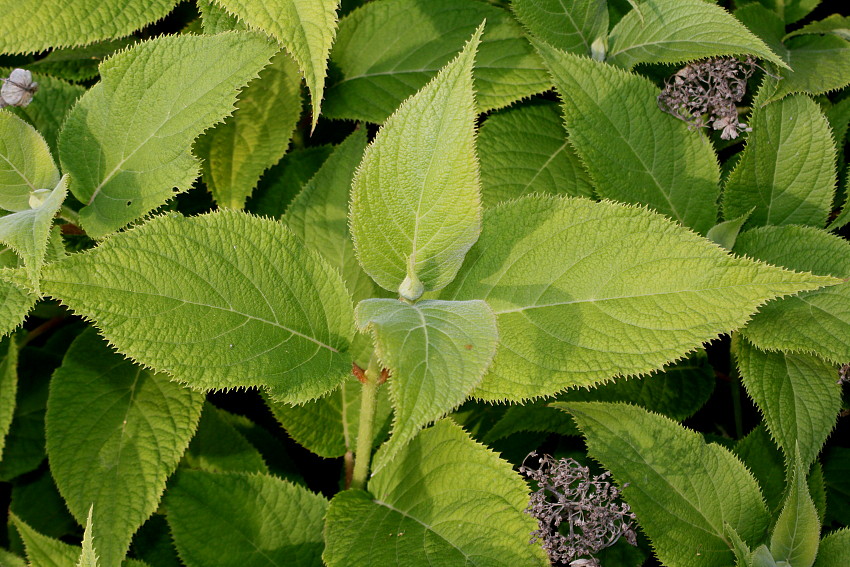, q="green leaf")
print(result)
[198,0,246,33]
[734,225,850,364]
[756,0,820,25]
[166,470,327,567]
[753,545,781,567]
[0,0,180,53]
[246,144,333,218]
[483,399,579,443]
[0,336,18,461]
[324,0,551,123]
[350,26,483,299]
[535,41,721,234]
[0,549,26,567]
[323,420,547,566]
[814,529,850,567]
[708,209,755,250]
[511,0,608,56]
[212,0,339,129]
[285,129,375,303]
[195,50,302,210]
[78,506,99,567]
[356,298,498,472]
[3,73,85,152]
[46,329,204,567]
[265,375,392,458]
[442,196,837,401]
[39,210,355,403]
[785,14,850,41]
[735,336,840,467]
[183,403,268,474]
[0,175,67,290]
[770,450,820,567]
[557,401,770,567]
[24,39,136,83]
[607,0,786,70]
[723,94,836,228]
[0,111,60,212]
[0,276,35,339]
[478,102,593,207]
[58,33,278,239]
[736,424,790,513]
[765,35,850,103]
[10,467,77,540]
